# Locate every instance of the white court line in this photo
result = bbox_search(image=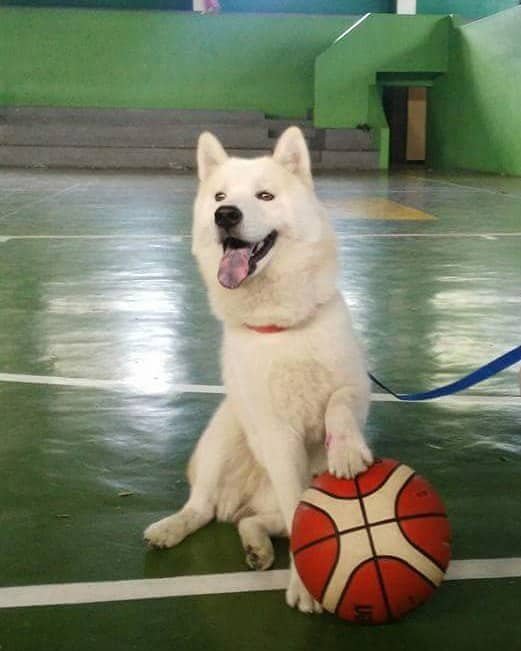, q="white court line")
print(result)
[415,175,521,200]
[0,373,518,405]
[0,373,224,394]
[338,232,521,239]
[0,373,127,391]
[370,392,520,406]
[0,235,185,243]
[0,233,521,242]
[0,558,520,610]
[0,183,84,220]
